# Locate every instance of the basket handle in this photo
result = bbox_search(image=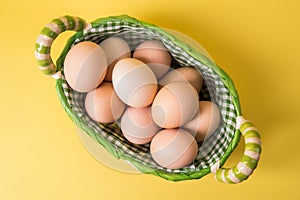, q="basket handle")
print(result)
[35,16,87,77]
[214,116,262,183]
